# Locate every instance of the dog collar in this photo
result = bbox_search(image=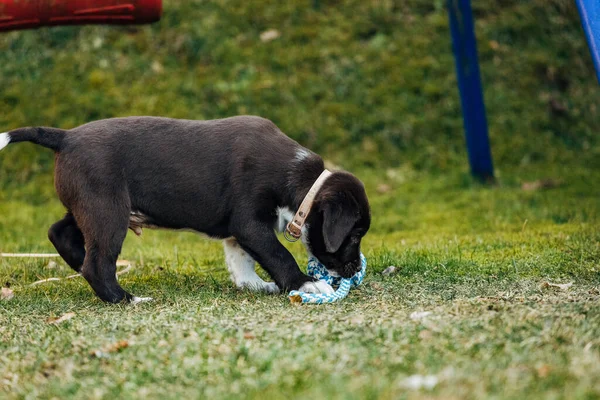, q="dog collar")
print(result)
[284,169,332,242]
